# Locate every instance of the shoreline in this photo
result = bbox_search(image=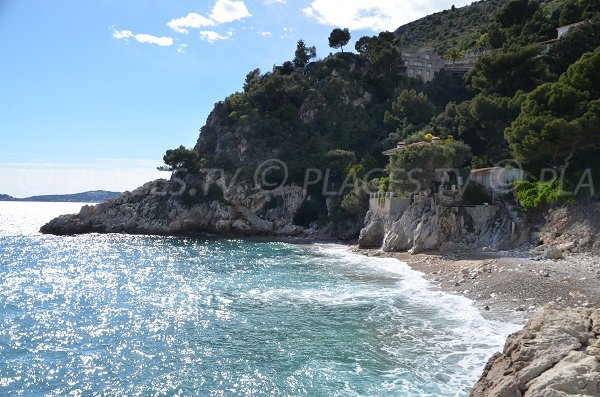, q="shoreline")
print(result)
[31,215,600,326]
[354,246,600,323]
